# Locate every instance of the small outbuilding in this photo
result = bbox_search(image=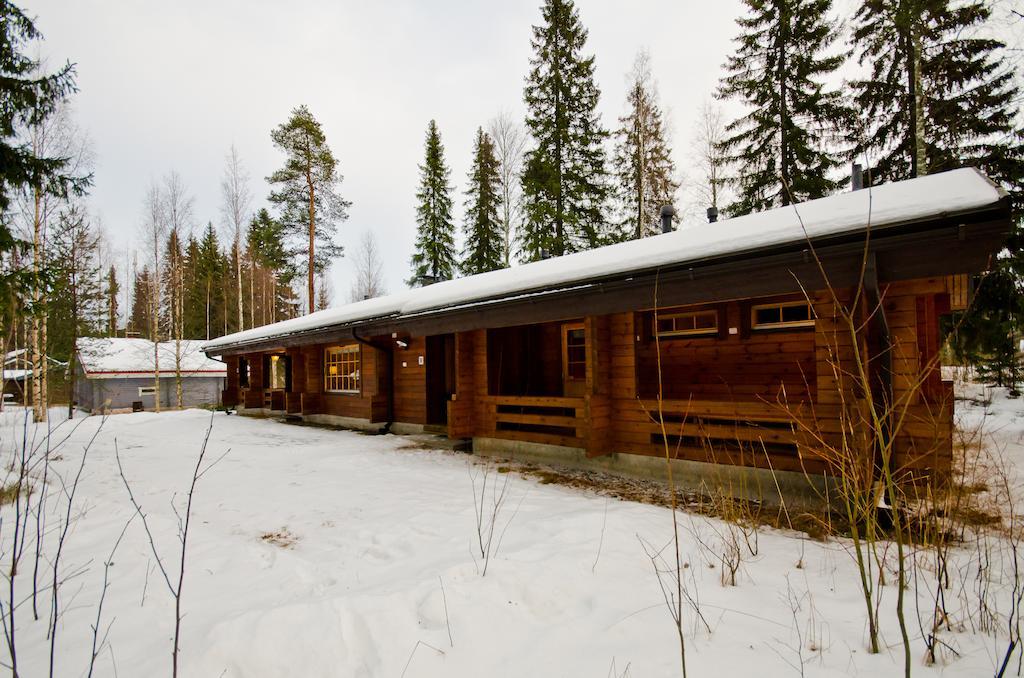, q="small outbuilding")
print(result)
[75,338,226,412]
